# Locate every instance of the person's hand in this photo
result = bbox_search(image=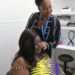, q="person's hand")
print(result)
[37,41,48,50]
